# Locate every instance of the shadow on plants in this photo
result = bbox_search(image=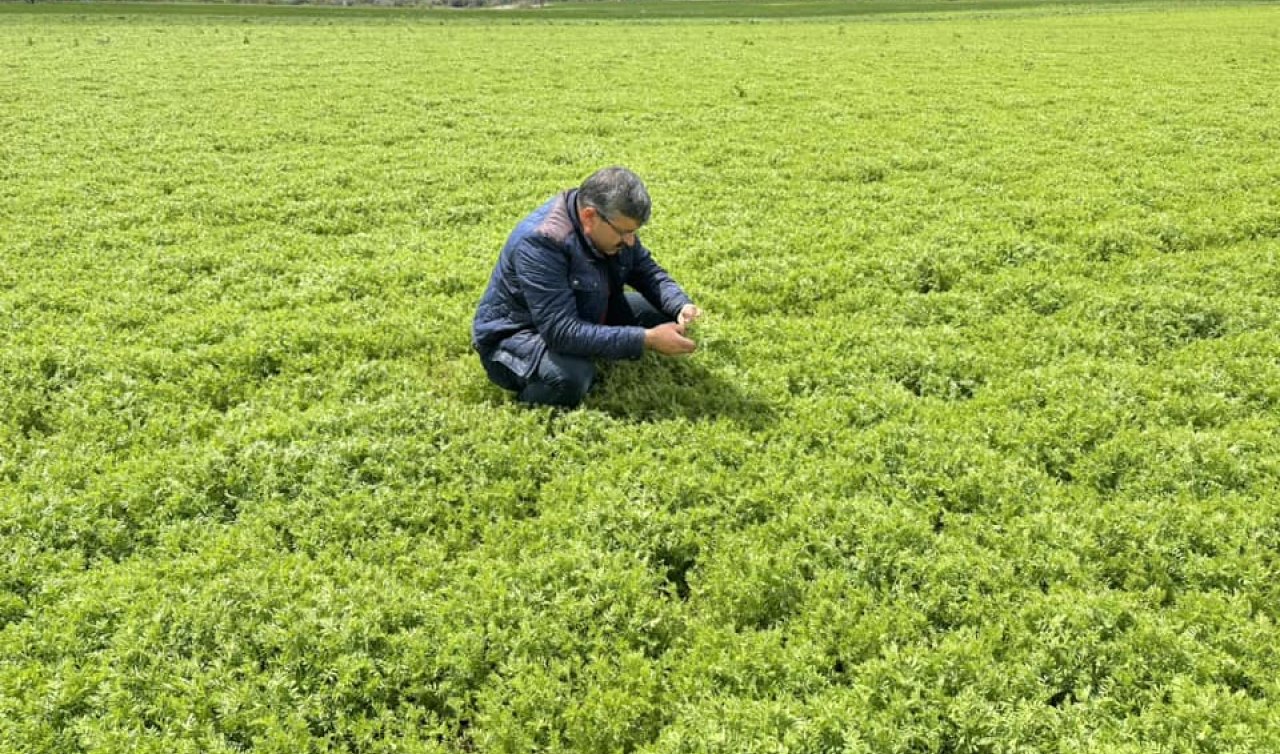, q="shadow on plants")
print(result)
[464,353,776,428]
[590,357,777,429]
